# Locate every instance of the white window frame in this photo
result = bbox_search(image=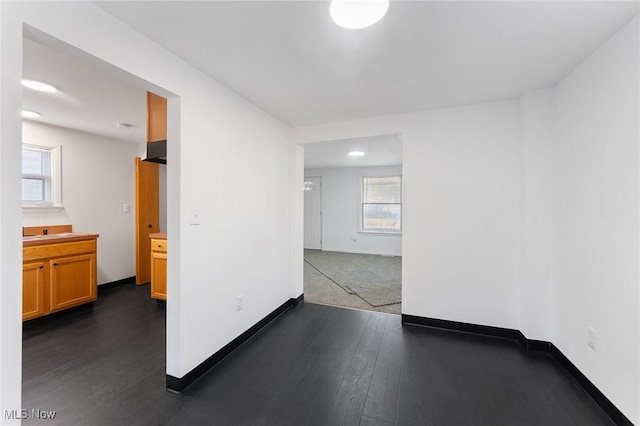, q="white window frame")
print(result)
[359,174,402,235]
[22,143,63,212]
